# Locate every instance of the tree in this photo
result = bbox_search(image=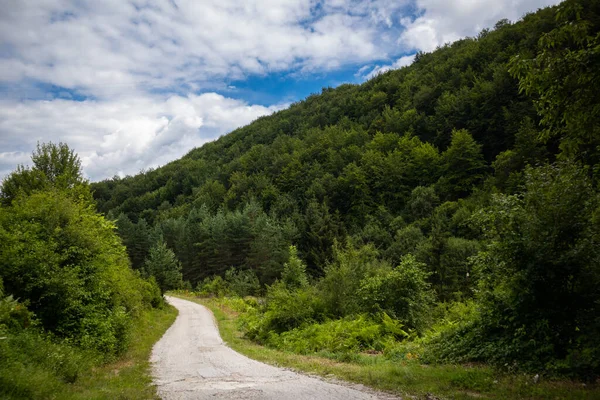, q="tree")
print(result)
[437,129,487,200]
[509,0,600,163]
[280,246,309,290]
[1,142,87,205]
[473,162,600,372]
[30,142,83,187]
[0,189,155,354]
[405,186,440,221]
[144,240,183,293]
